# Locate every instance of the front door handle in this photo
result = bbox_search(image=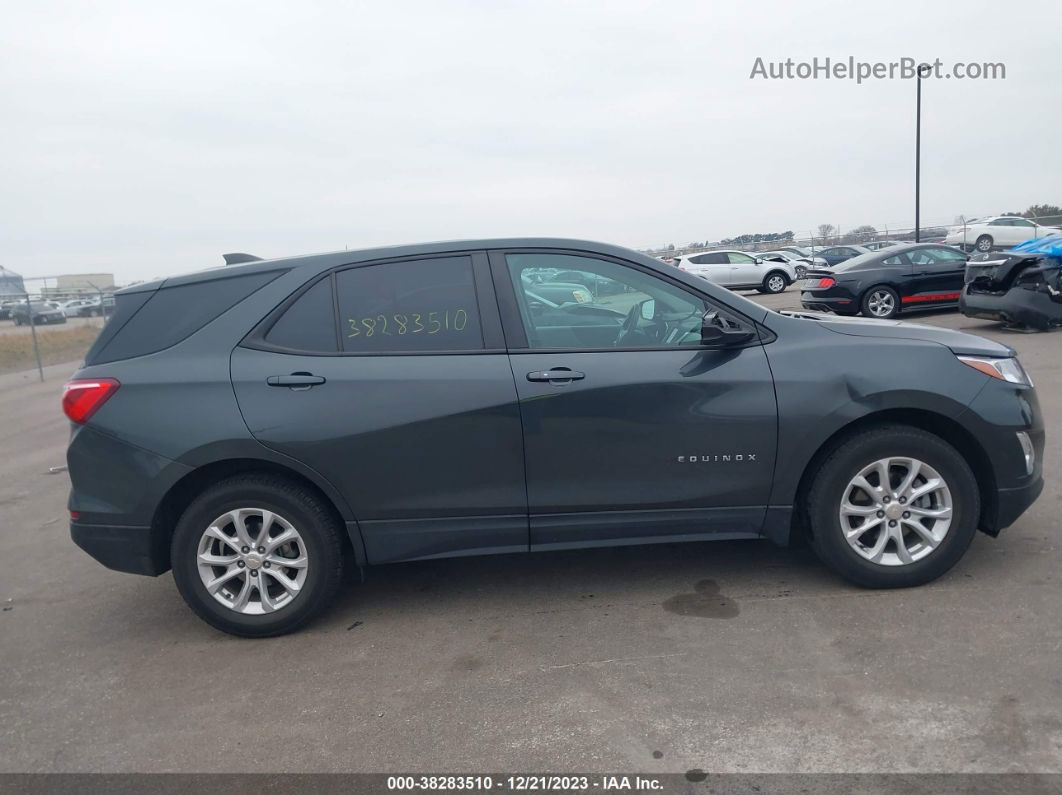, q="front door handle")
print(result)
[266,373,326,390]
[527,368,585,384]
